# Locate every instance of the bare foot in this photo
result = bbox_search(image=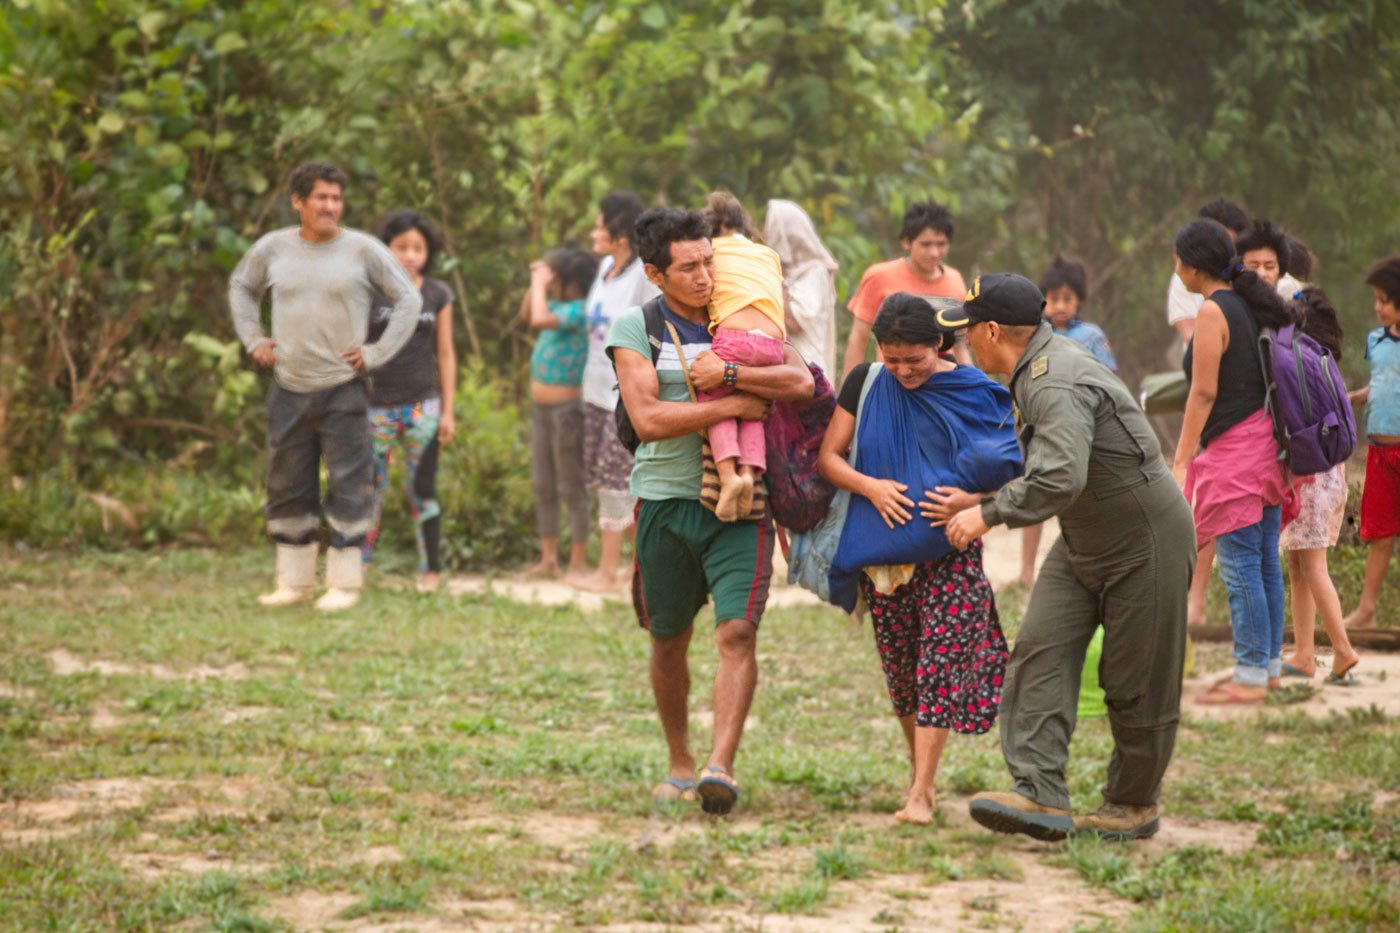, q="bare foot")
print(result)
[715,472,744,522]
[1196,682,1268,705]
[416,572,441,594]
[1343,607,1377,629]
[1281,655,1317,677]
[895,790,935,825]
[512,561,558,582]
[736,471,755,518]
[1267,677,1282,691]
[1331,651,1361,679]
[571,571,625,594]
